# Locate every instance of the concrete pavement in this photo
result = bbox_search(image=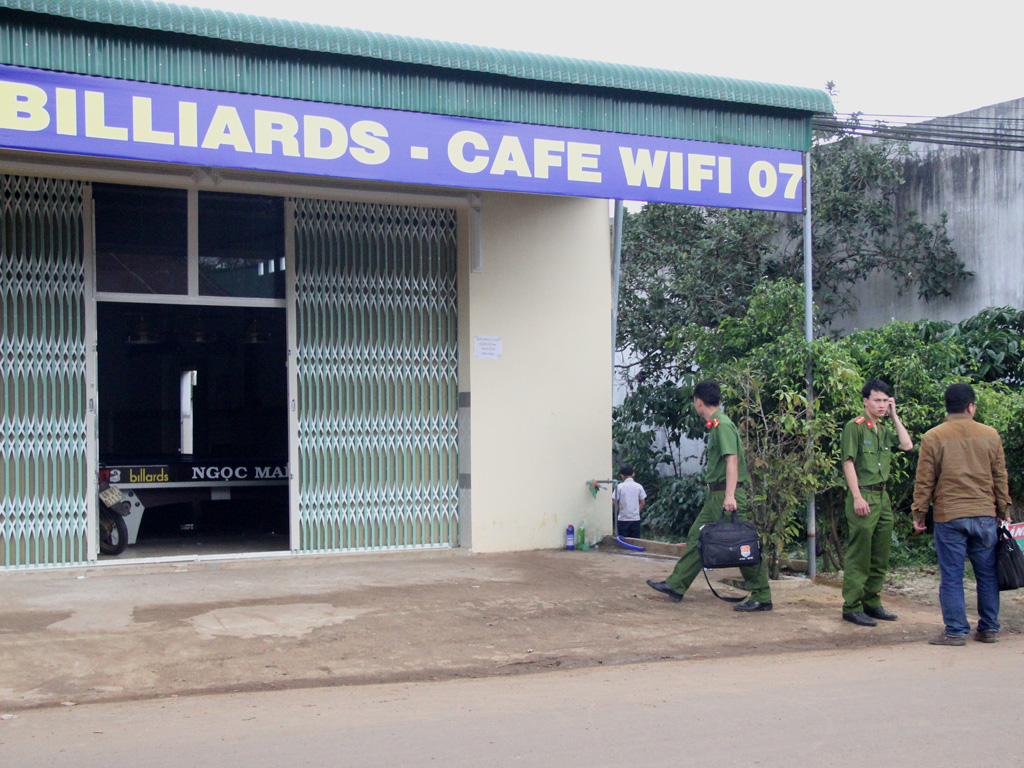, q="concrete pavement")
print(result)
[1,545,1018,712]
